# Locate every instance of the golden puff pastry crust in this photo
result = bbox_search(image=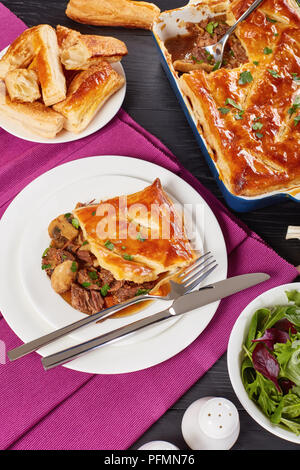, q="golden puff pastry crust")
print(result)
[73,179,196,283]
[56,25,128,70]
[178,0,300,197]
[65,0,160,30]
[0,25,44,79]
[4,68,41,102]
[53,60,125,133]
[0,81,64,138]
[32,24,66,106]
